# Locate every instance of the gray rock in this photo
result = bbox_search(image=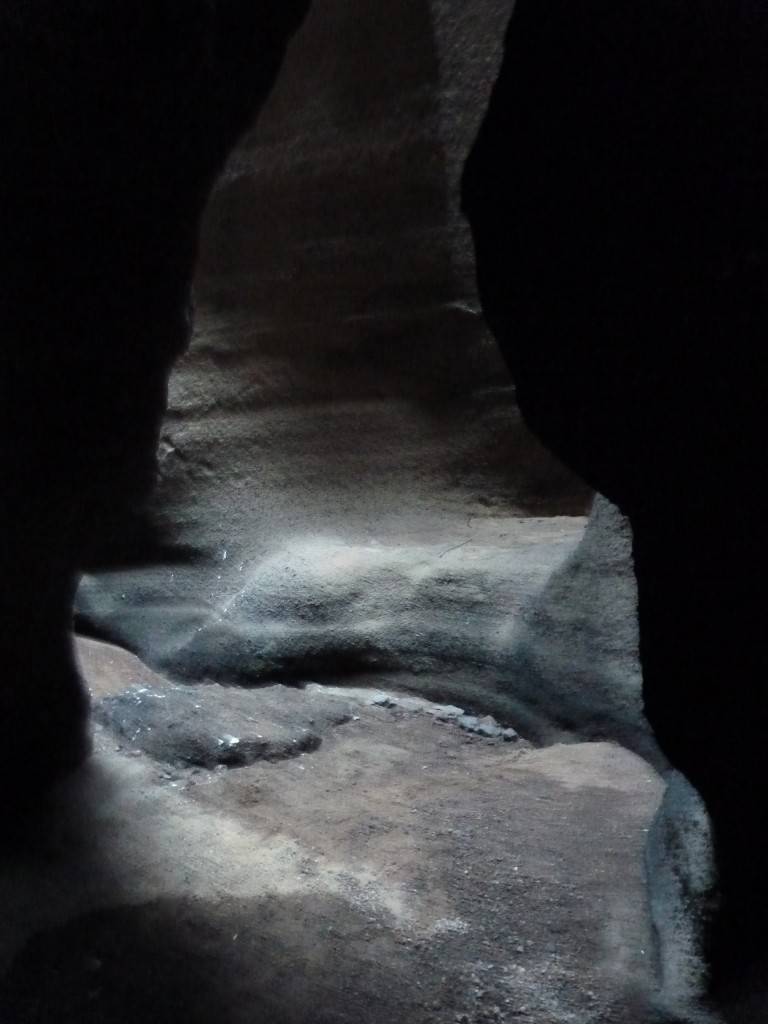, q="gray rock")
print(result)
[497,496,660,764]
[75,0,591,734]
[457,716,479,732]
[372,694,398,708]
[474,715,503,739]
[645,771,718,1020]
[427,704,465,721]
[68,2,652,778]
[94,684,352,770]
[455,713,516,741]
